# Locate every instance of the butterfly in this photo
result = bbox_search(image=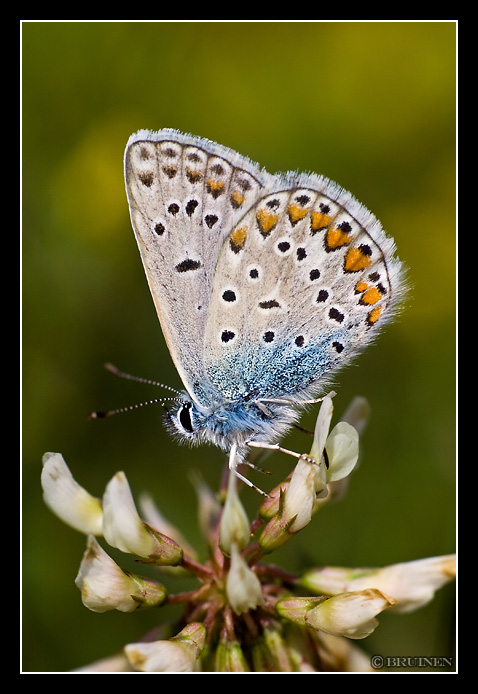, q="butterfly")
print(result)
[122,129,405,487]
